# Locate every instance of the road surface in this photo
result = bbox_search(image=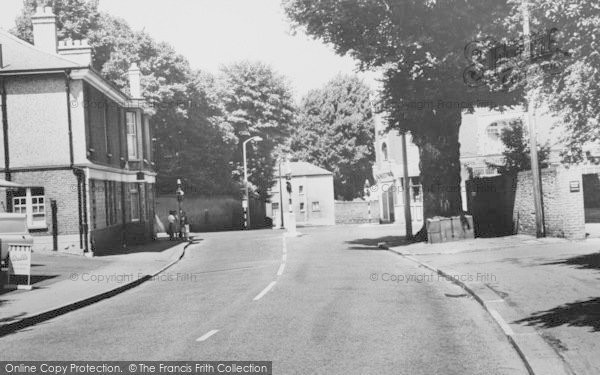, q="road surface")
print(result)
[0,225,527,375]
